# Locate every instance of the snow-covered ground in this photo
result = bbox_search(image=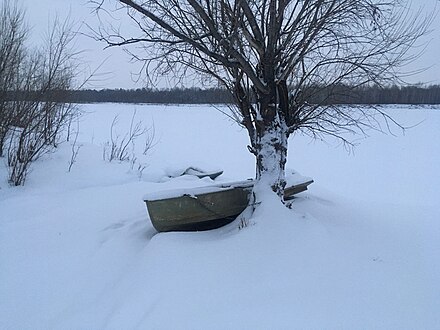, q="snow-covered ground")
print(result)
[1,103,439,329]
